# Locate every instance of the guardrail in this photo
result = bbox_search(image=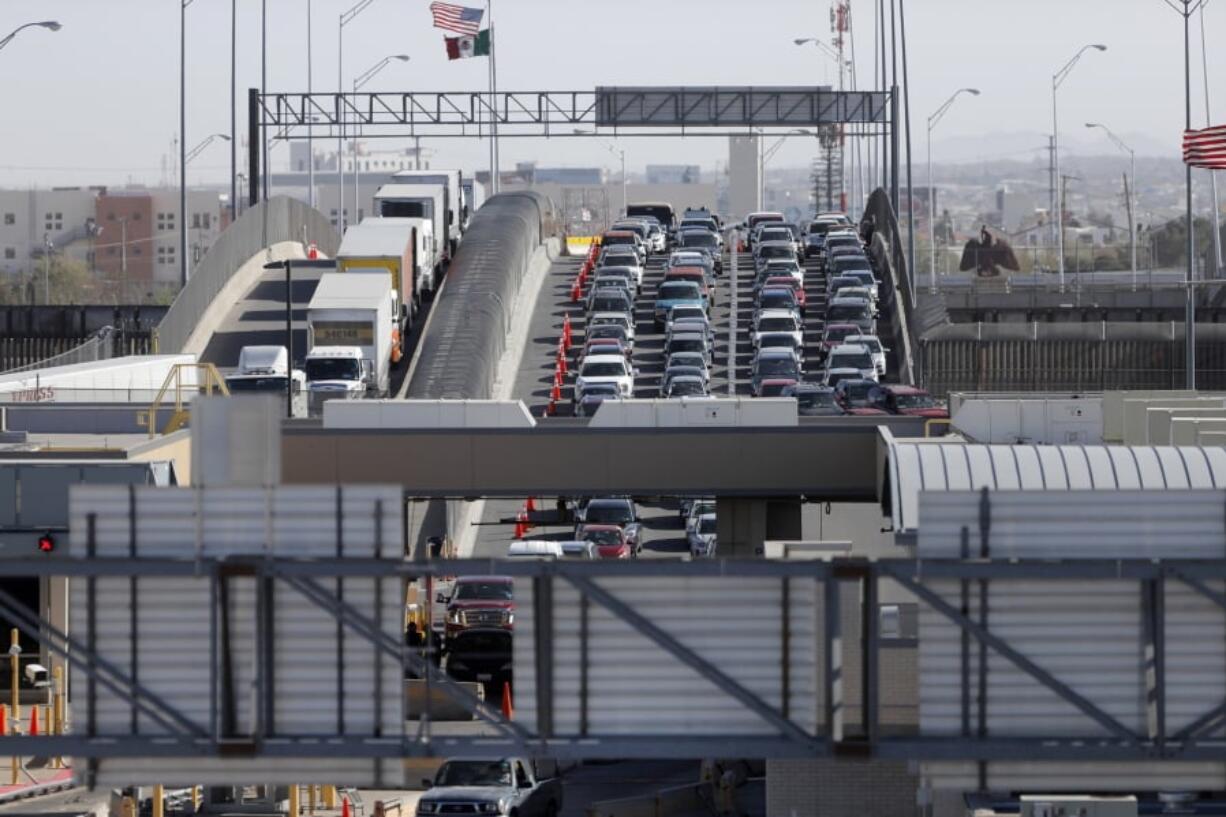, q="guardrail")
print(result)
[155,196,338,354]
